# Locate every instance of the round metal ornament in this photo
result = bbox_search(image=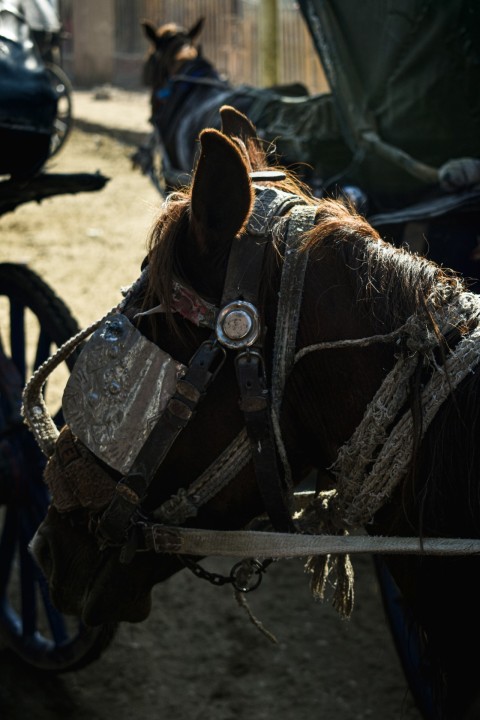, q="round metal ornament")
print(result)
[215,300,261,349]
